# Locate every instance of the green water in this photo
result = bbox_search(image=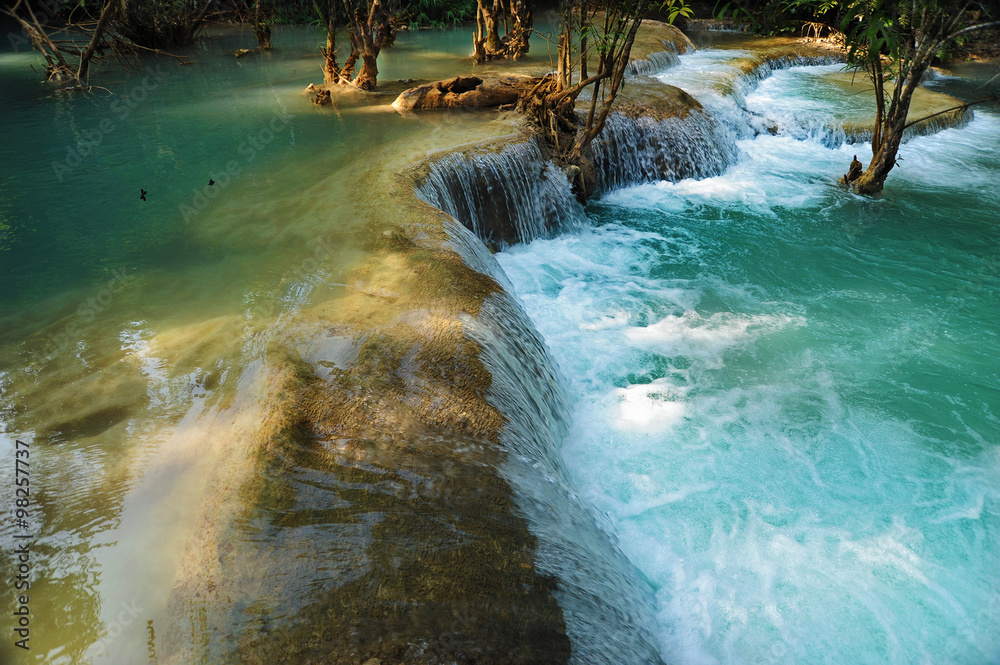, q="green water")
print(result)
[2,18,997,665]
[0,22,542,664]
